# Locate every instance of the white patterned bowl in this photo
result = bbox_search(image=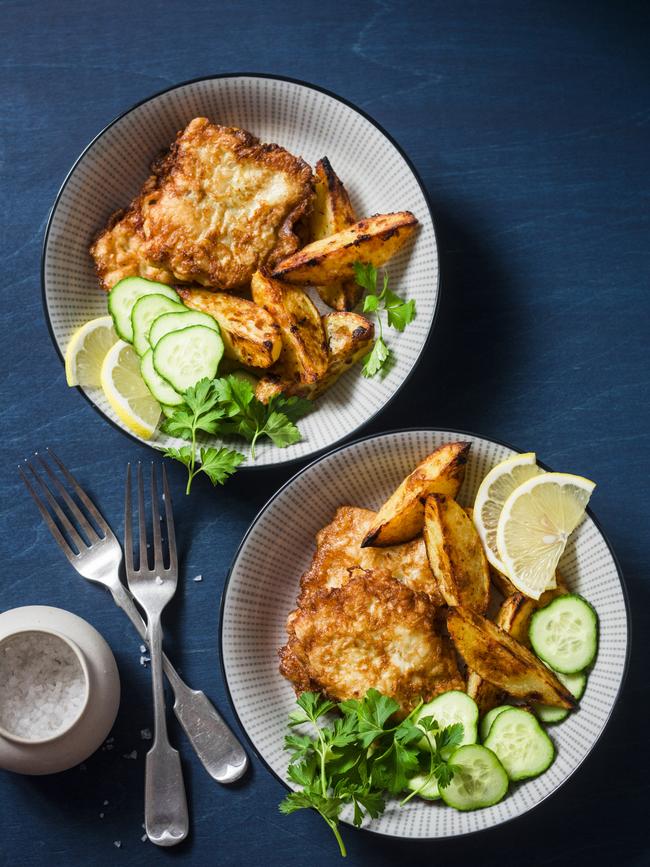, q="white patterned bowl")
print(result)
[221,429,629,839]
[42,75,439,467]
